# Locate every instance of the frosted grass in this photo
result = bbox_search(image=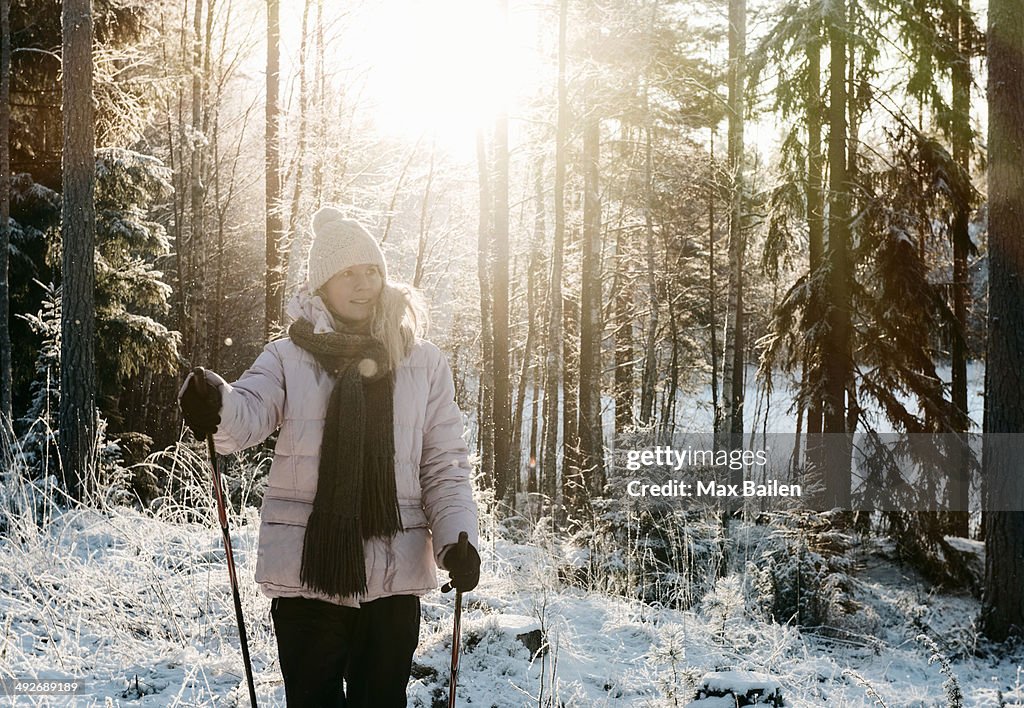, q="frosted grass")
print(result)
[0,433,1021,706]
